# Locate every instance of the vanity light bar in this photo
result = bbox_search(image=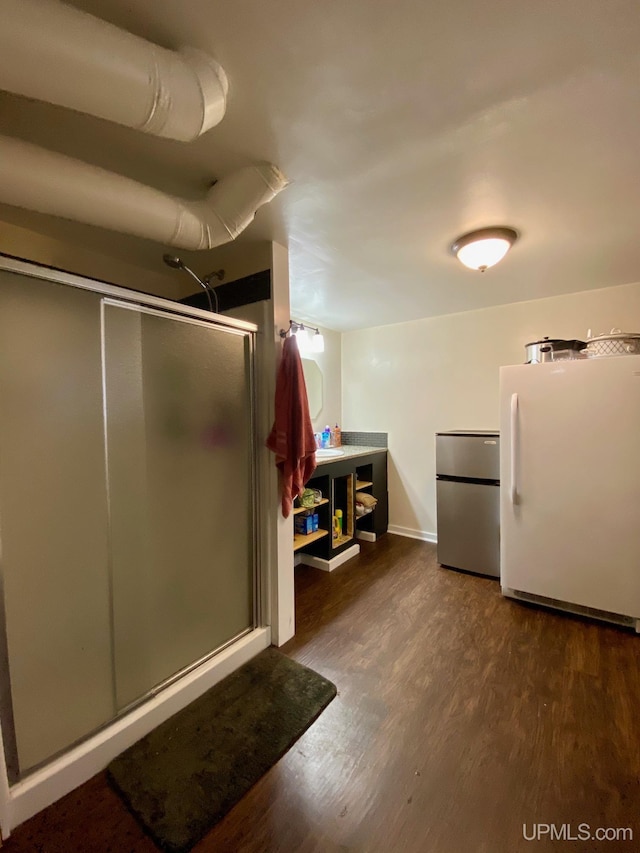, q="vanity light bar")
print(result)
[279,320,324,353]
[278,320,317,338]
